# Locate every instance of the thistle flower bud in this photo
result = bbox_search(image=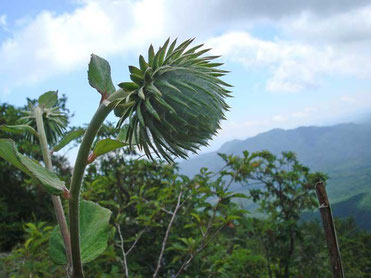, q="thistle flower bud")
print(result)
[18,91,68,144]
[114,38,232,161]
